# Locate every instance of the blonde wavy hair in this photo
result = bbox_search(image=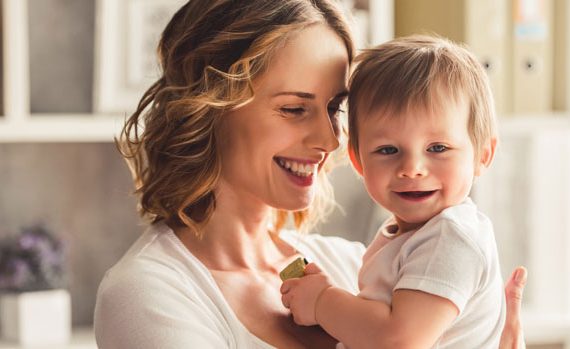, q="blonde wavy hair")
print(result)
[117,0,354,236]
[349,35,497,163]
